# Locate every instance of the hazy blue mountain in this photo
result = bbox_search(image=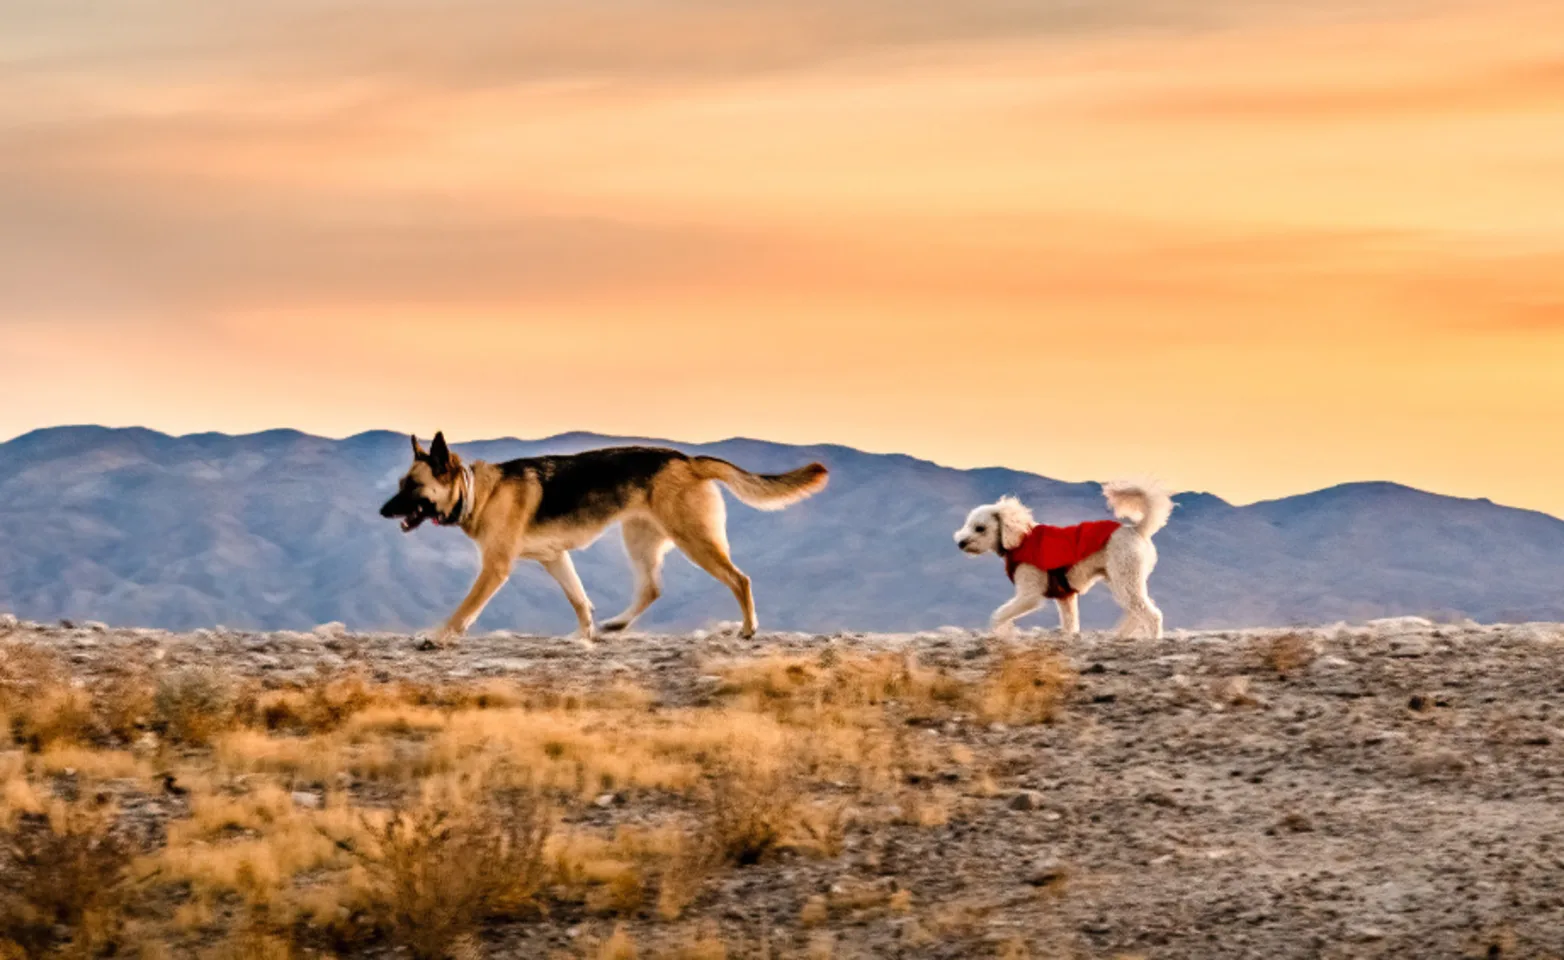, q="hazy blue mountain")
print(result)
[2,426,1560,633]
